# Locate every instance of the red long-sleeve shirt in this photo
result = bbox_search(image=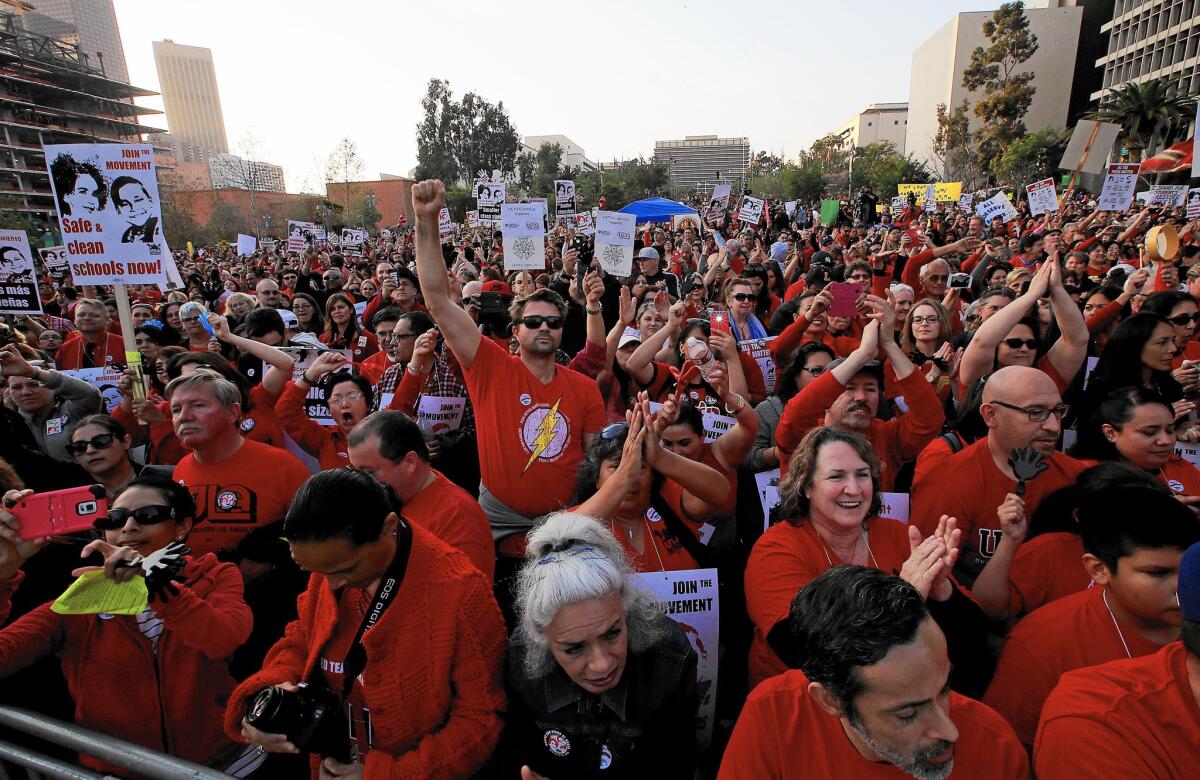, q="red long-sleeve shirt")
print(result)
[275,380,350,470]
